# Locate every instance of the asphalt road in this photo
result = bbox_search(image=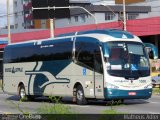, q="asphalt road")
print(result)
[0,89,160,114]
